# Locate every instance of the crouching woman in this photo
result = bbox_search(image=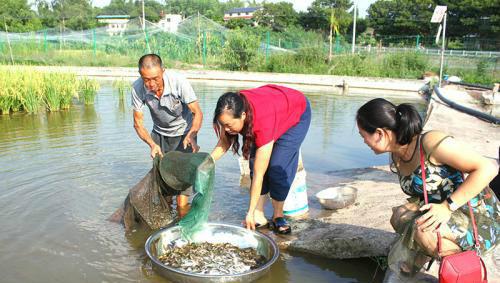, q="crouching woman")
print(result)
[356,98,499,276]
